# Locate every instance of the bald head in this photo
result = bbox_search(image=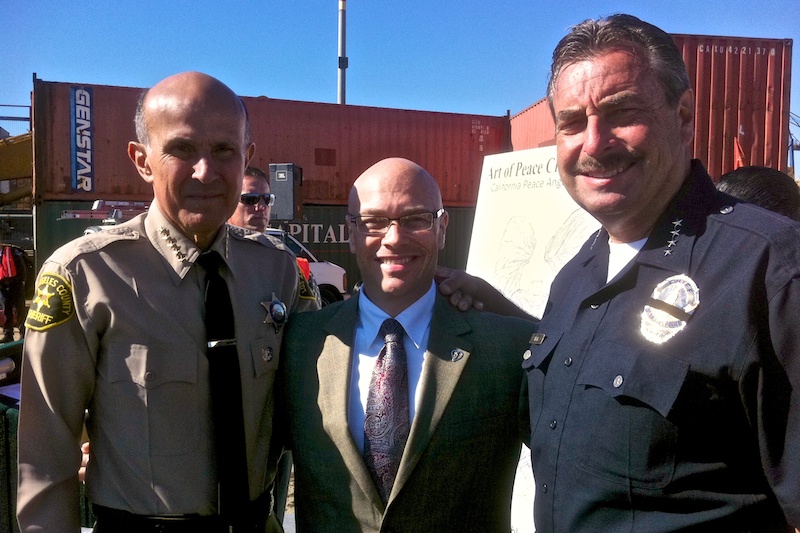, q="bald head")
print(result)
[349,158,443,215]
[348,158,448,316]
[135,71,249,147]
